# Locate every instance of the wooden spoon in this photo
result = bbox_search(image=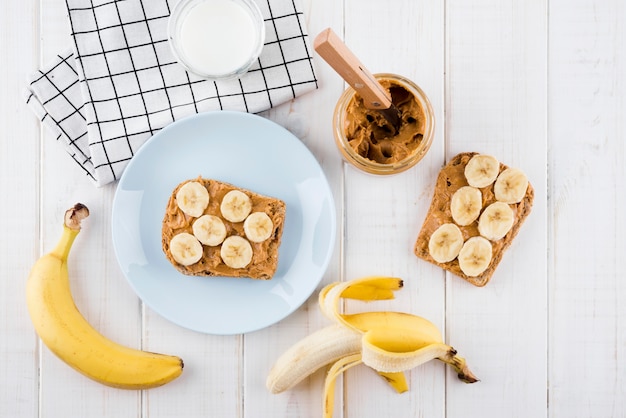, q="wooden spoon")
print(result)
[313,27,402,133]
